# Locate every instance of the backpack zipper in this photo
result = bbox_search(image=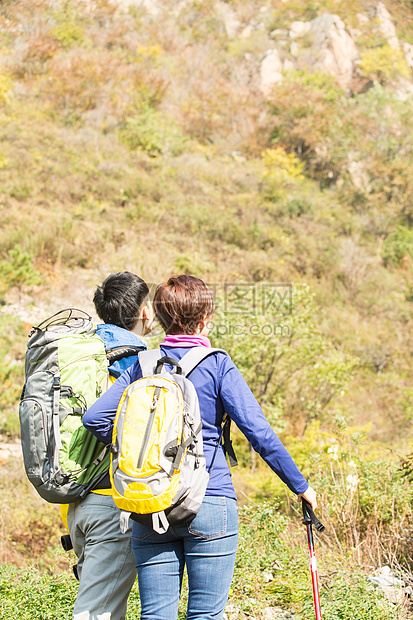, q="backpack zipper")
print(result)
[137,386,161,469]
[24,398,49,455]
